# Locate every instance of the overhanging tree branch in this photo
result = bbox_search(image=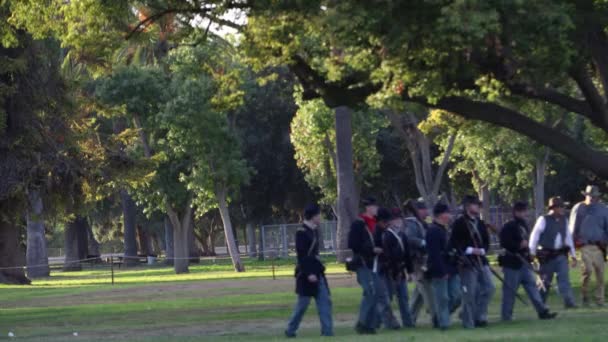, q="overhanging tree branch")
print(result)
[508,83,593,118]
[406,95,608,178]
[587,27,608,103]
[289,55,380,108]
[569,66,608,129]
